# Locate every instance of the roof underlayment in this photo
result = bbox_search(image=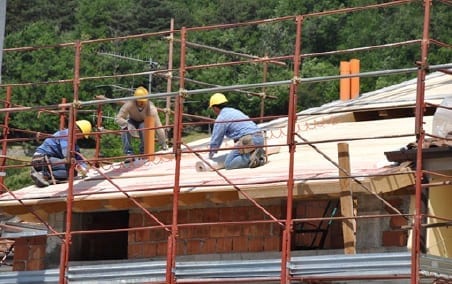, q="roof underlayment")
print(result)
[3,71,452,215]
